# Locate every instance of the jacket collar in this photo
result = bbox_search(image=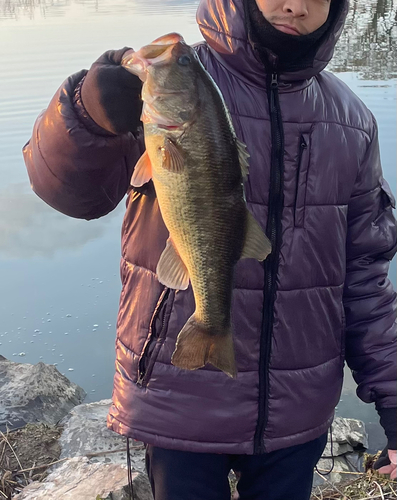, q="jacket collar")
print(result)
[196,0,349,86]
